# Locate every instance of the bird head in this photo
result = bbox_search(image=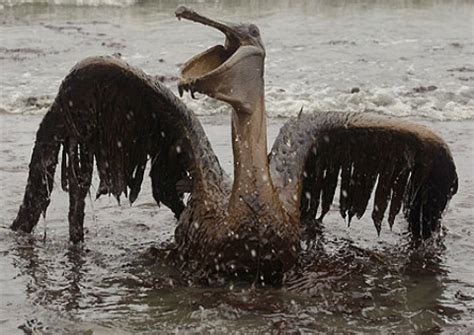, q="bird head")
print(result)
[176,6,265,115]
